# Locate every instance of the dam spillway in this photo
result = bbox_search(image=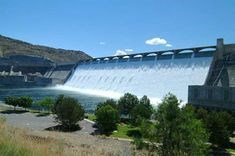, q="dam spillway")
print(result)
[63,47,215,103]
